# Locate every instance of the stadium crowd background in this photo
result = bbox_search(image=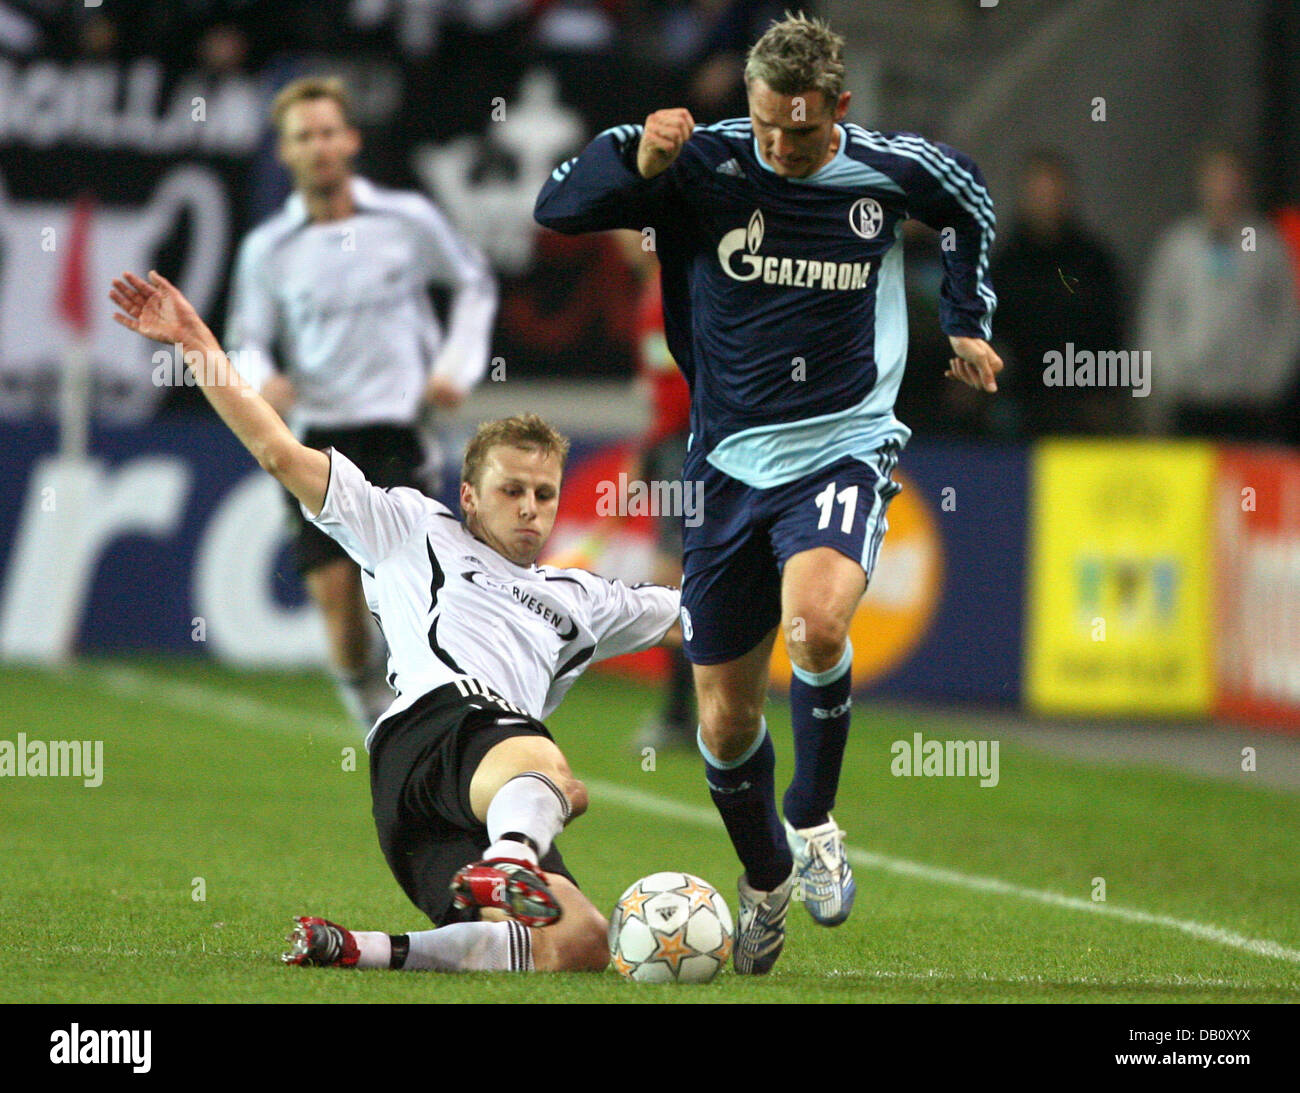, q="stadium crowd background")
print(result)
[2,0,1299,729]
[3,0,1299,437]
